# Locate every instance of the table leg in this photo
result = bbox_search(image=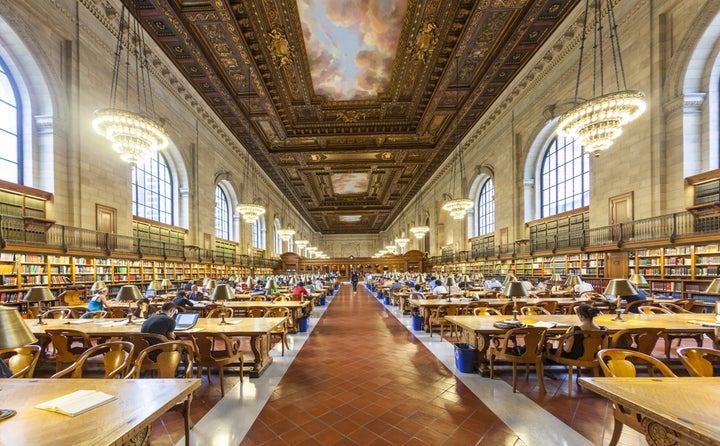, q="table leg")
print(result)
[247,332,272,378]
[465,332,492,376]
